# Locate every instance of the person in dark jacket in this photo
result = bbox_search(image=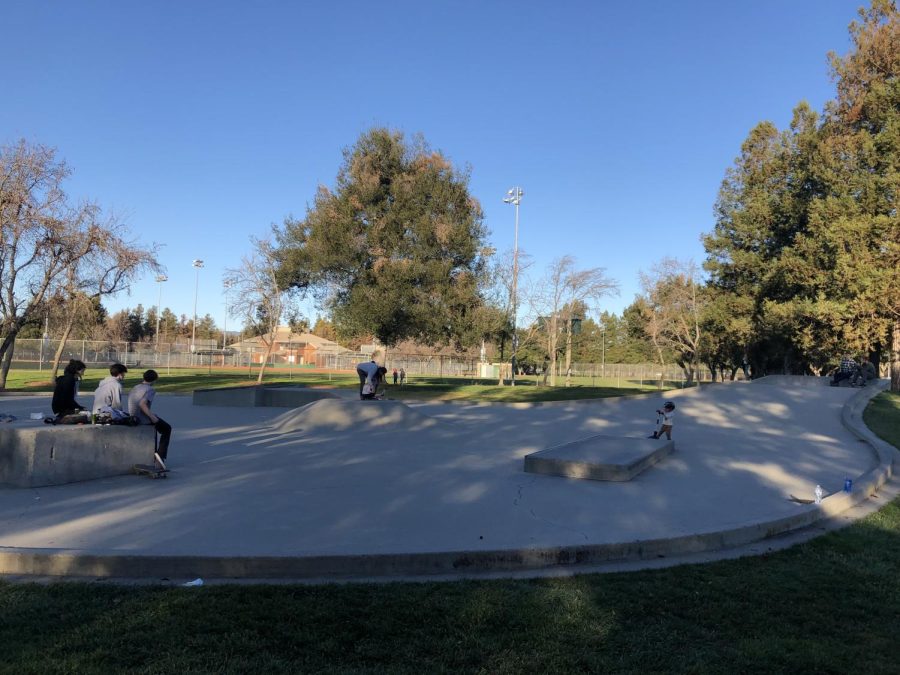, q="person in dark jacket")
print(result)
[52,359,87,416]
